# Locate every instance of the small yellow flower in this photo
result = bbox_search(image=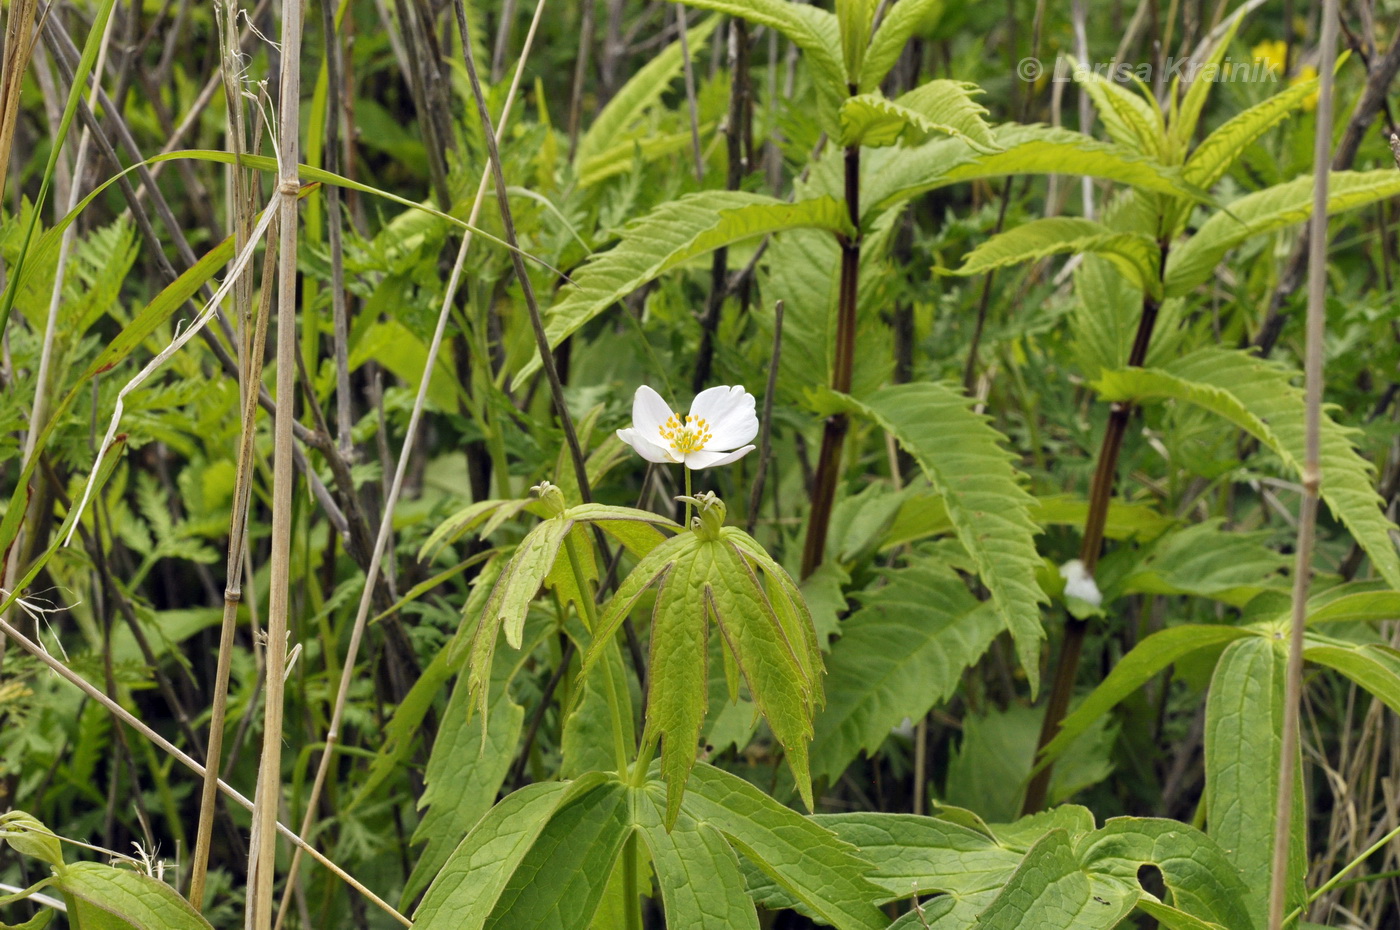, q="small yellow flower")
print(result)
[1252,39,1288,77]
[1292,64,1320,111]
